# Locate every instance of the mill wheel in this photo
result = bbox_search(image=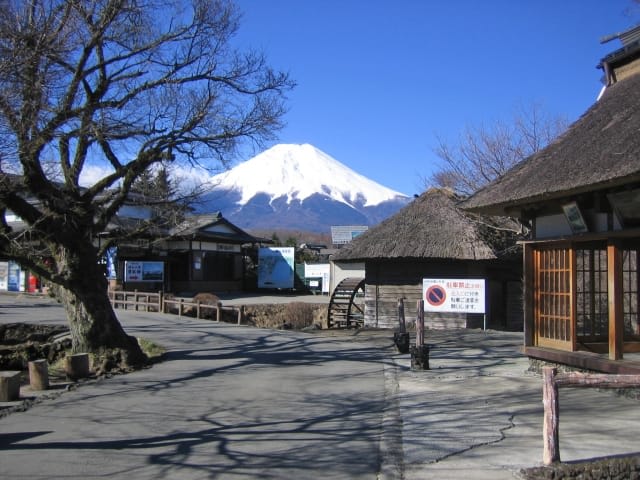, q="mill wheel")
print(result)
[327,277,365,329]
